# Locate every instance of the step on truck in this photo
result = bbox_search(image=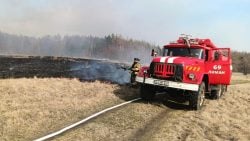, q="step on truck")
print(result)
[136,35,232,110]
